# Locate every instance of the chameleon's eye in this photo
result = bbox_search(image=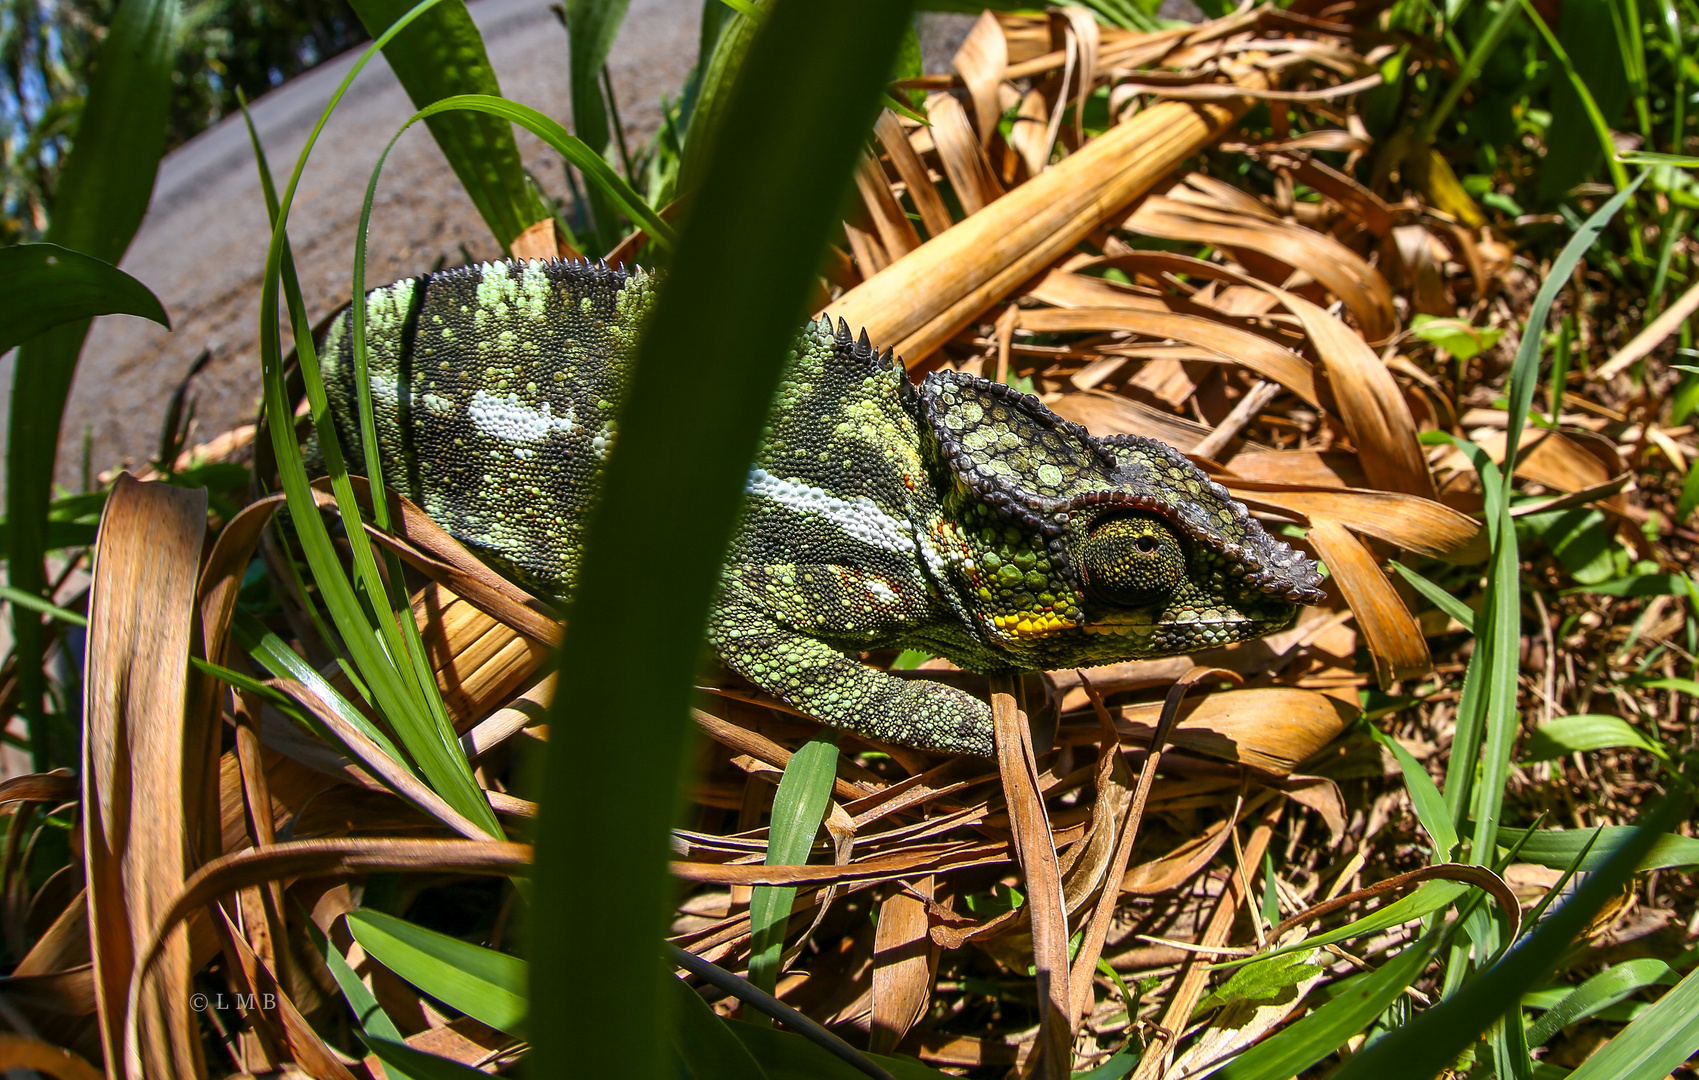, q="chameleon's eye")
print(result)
[1079,514,1185,606]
